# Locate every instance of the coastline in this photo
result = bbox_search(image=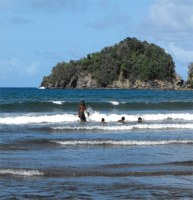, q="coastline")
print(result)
[38,86,192,91]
